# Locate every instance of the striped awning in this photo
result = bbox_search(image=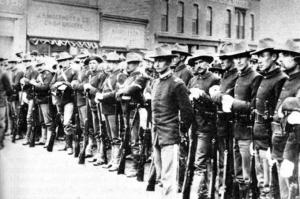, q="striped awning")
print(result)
[29,38,100,49]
